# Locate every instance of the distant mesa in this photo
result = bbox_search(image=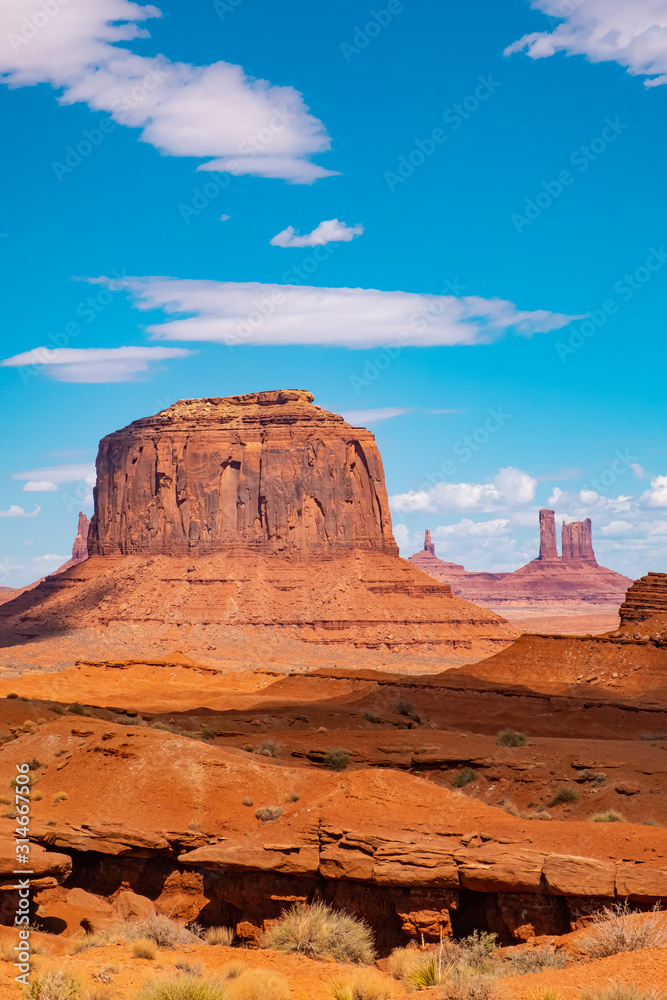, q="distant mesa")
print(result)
[0,391,519,661]
[409,509,632,605]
